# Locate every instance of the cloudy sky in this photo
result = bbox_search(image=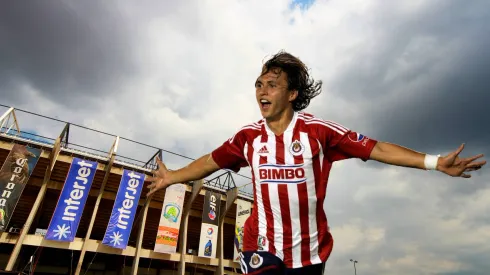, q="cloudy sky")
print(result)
[1,0,489,274]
